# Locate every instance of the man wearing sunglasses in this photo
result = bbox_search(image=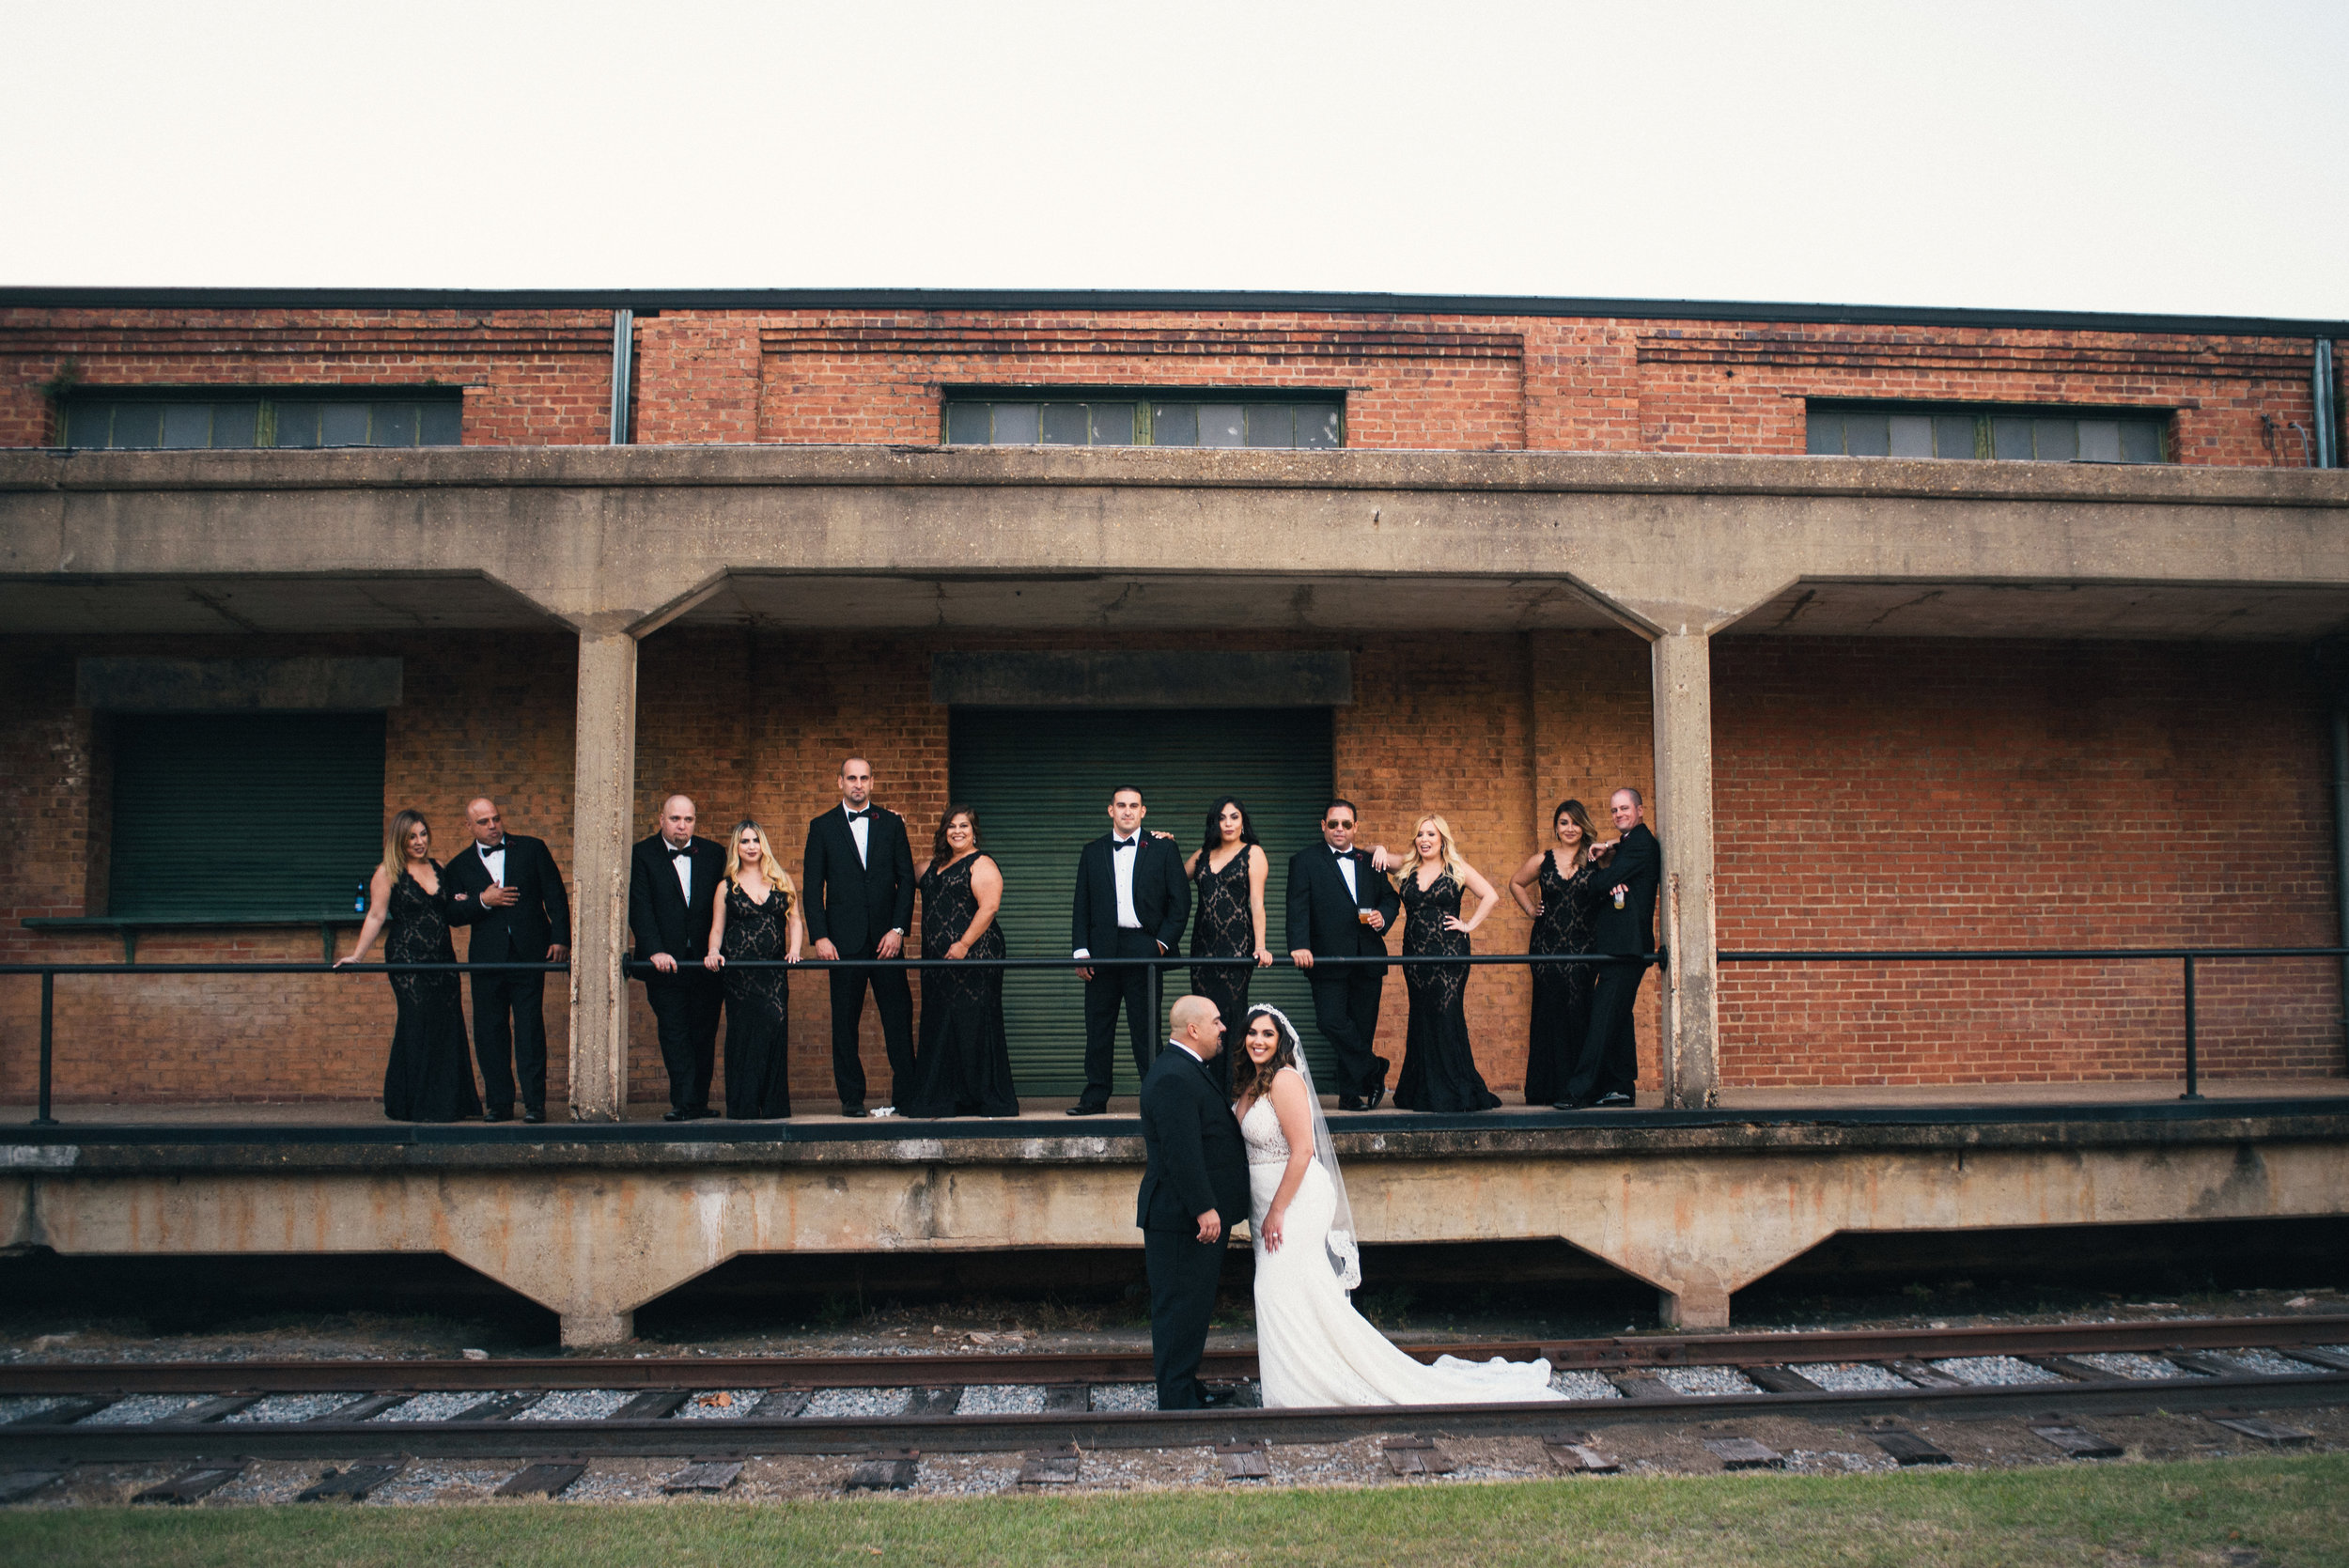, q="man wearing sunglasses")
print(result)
[1284,799,1402,1110]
